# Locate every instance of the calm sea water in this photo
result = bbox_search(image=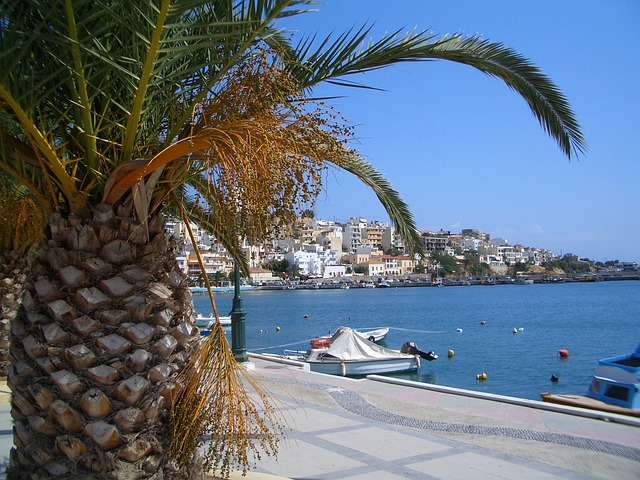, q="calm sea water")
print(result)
[192,281,640,401]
